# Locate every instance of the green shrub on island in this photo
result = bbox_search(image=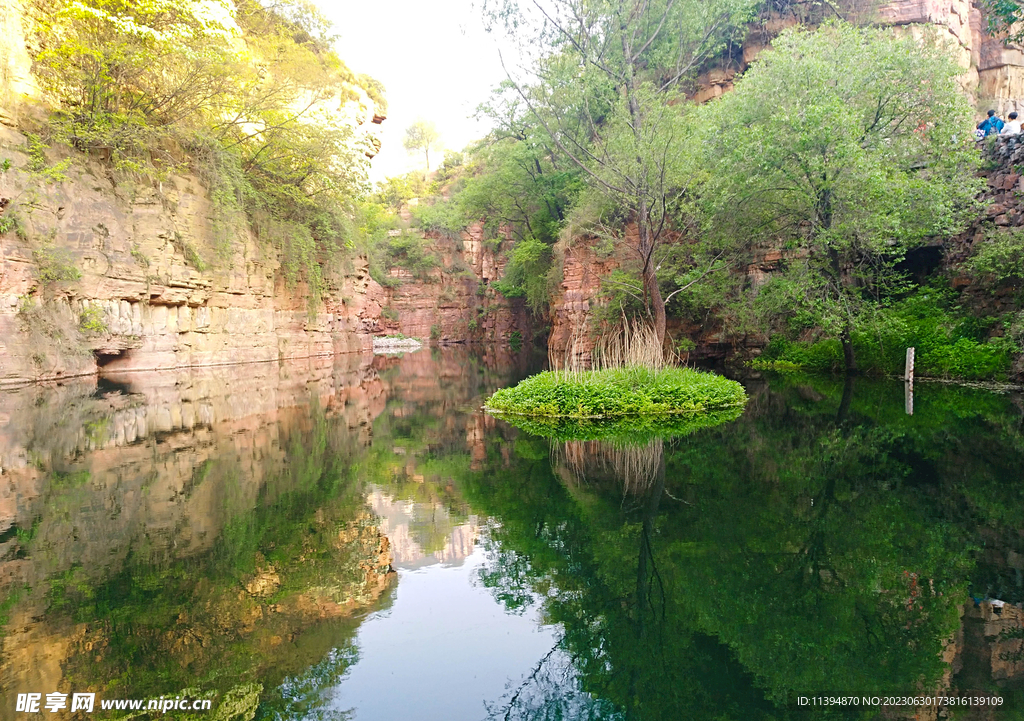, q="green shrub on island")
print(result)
[485,367,747,420]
